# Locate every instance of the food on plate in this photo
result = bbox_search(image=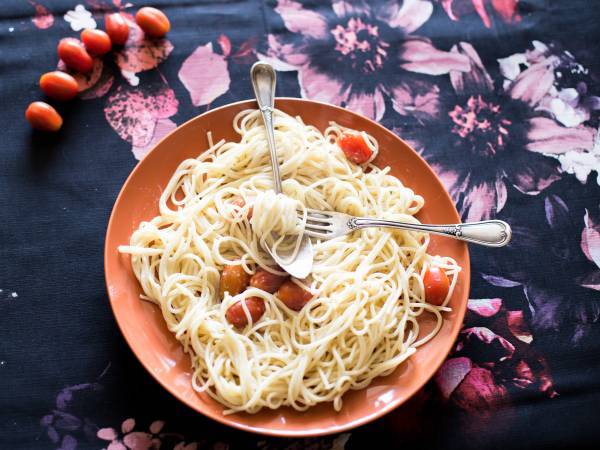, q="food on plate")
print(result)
[423,267,450,306]
[39,71,78,101]
[81,29,112,55]
[337,132,374,164]
[25,101,63,132]
[57,38,93,73]
[105,13,129,46]
[136,7,170,38]
[119,109,460,414]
